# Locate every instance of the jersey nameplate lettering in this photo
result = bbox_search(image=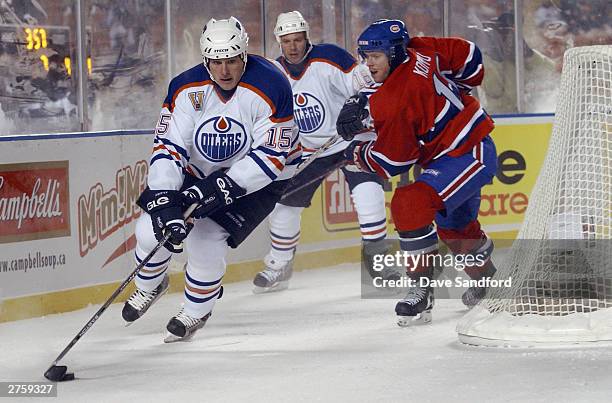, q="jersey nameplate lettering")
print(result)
[413,52,432,78]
